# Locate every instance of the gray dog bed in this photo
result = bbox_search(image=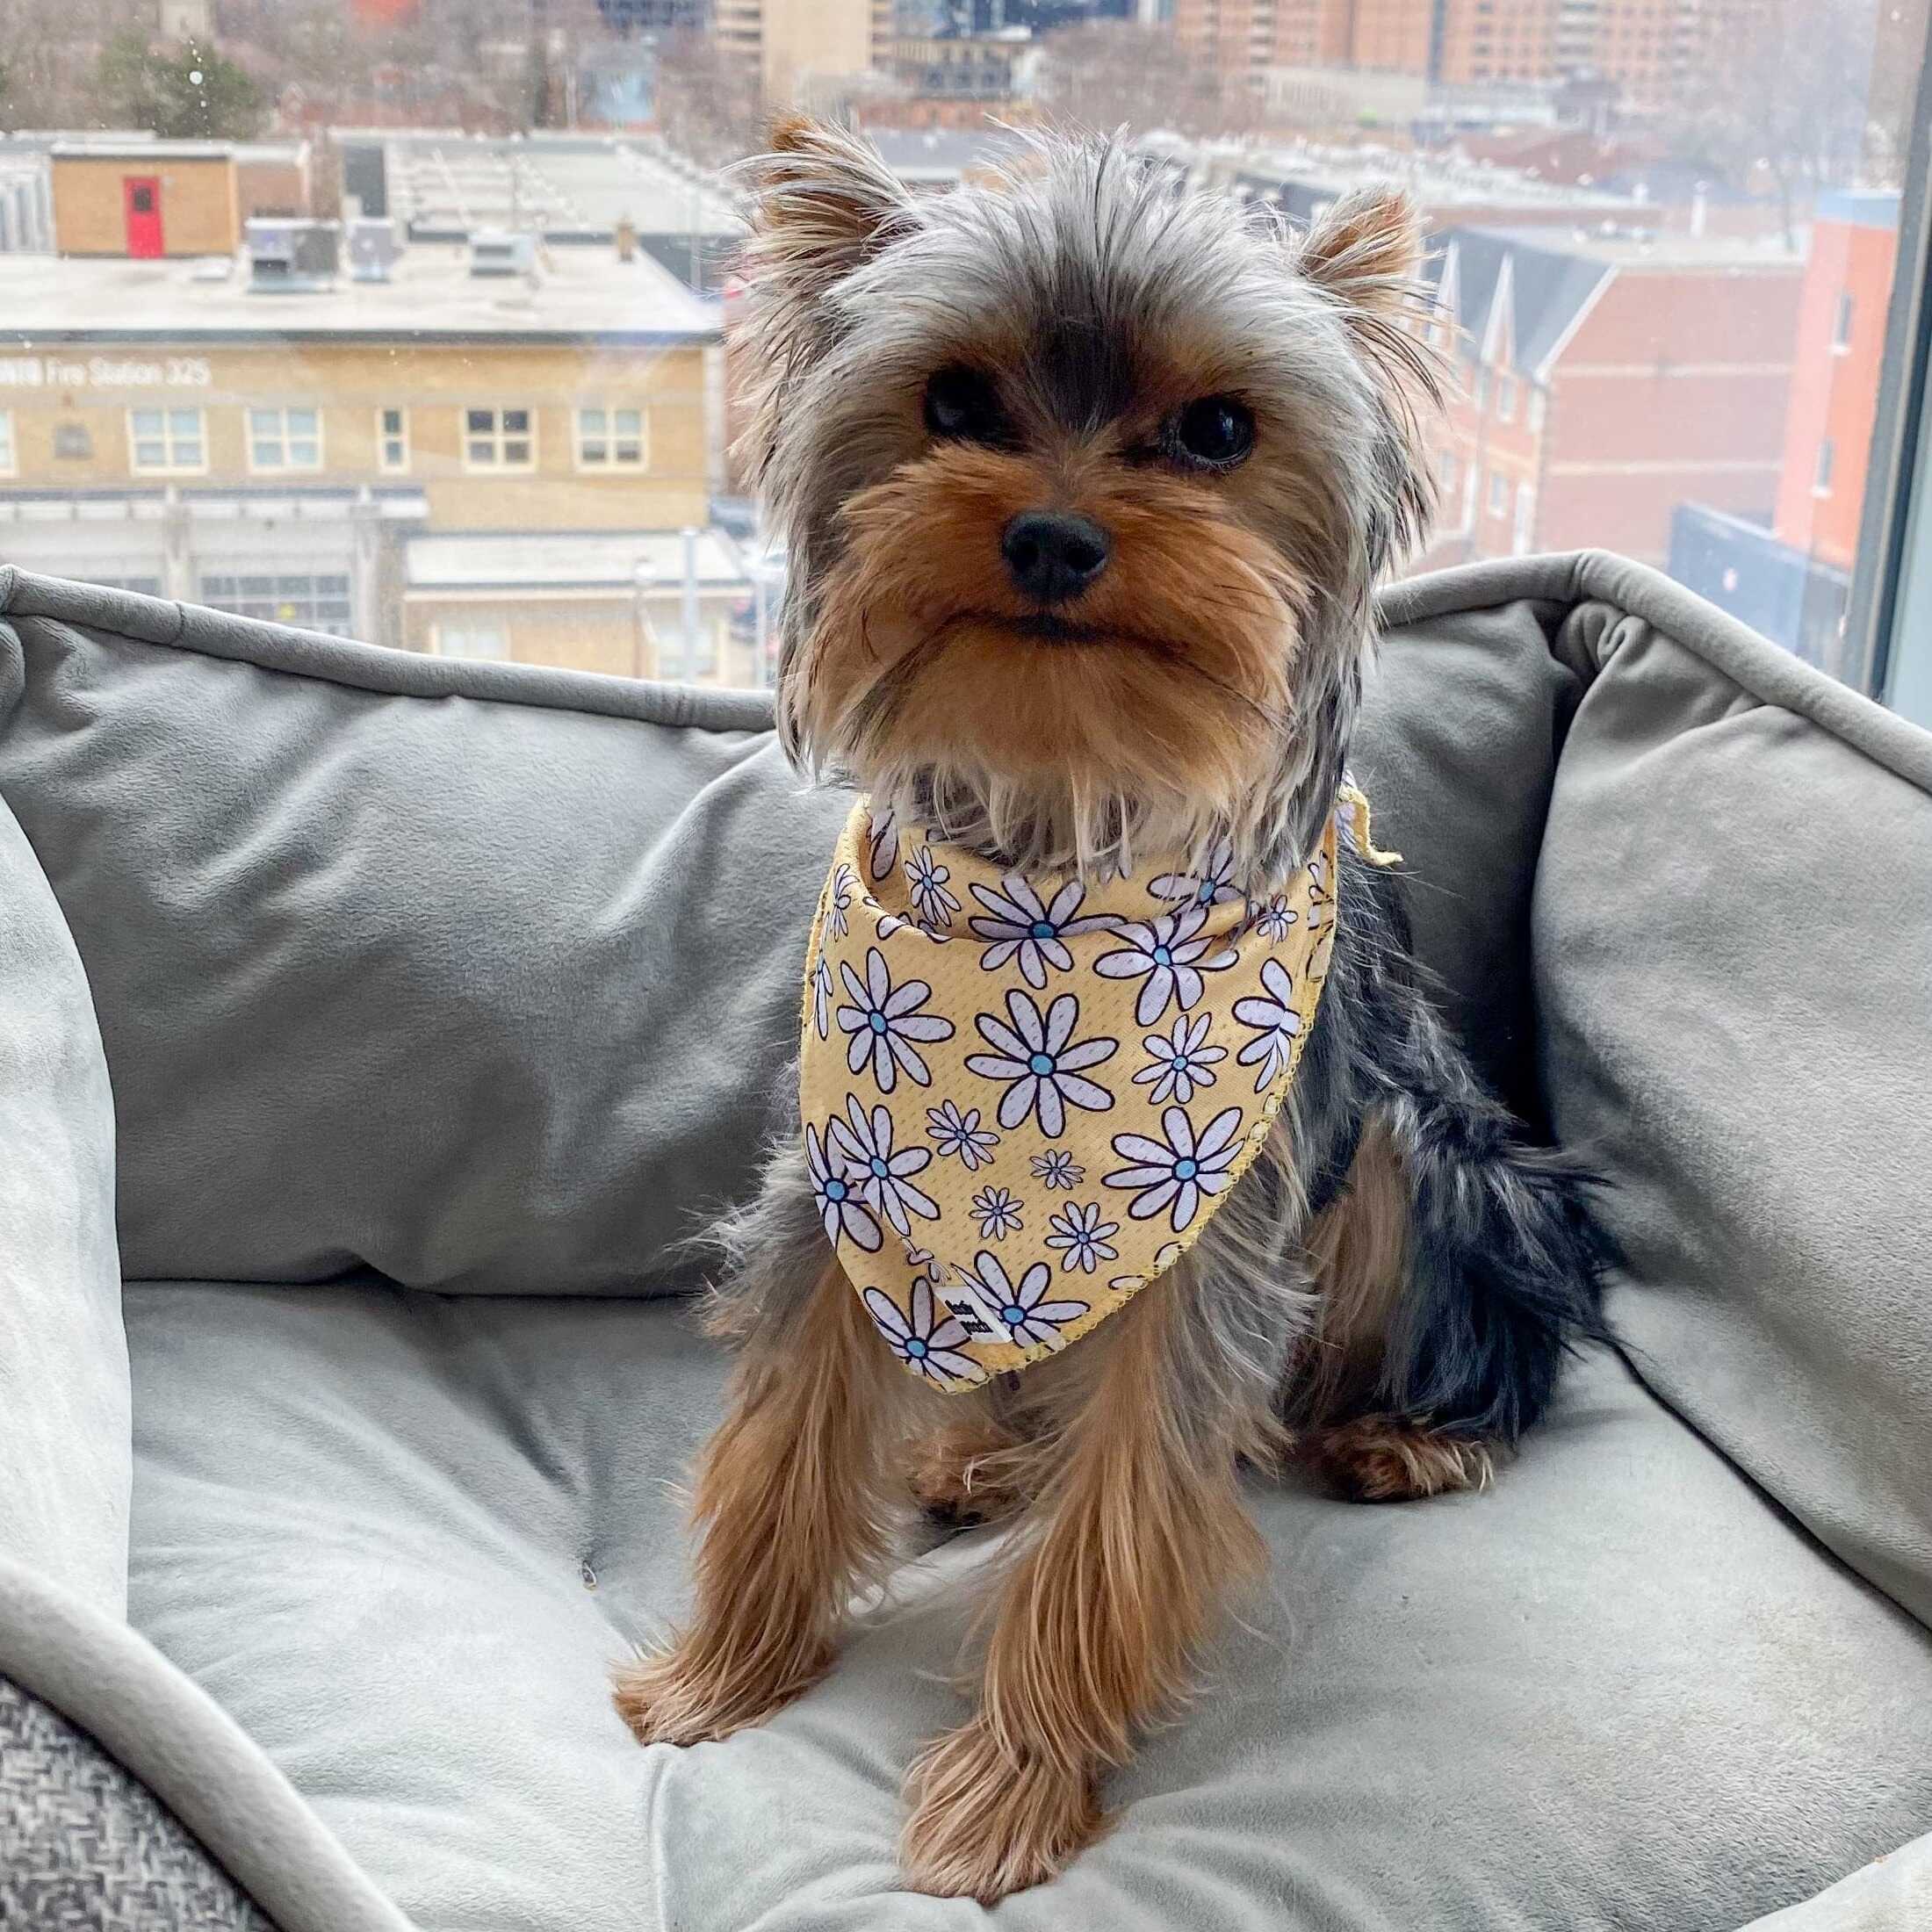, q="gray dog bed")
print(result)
[2,551,1928,1931]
